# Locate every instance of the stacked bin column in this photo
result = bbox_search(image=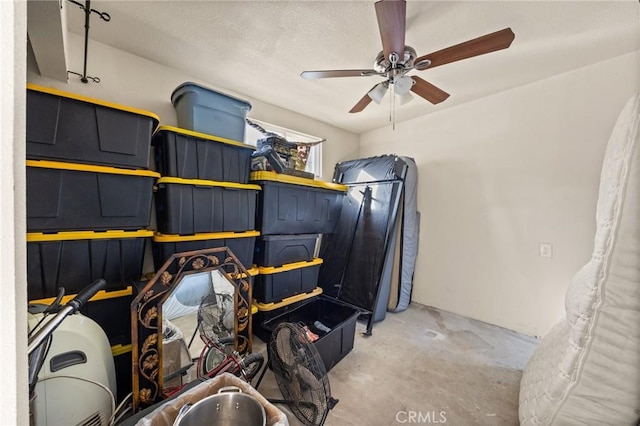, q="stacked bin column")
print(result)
[25,84,159,301]
[161,83,260,312]
[25,83,160,401]
[151,126,260,275]
[168,81,359,371]
[250,171,350,355]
